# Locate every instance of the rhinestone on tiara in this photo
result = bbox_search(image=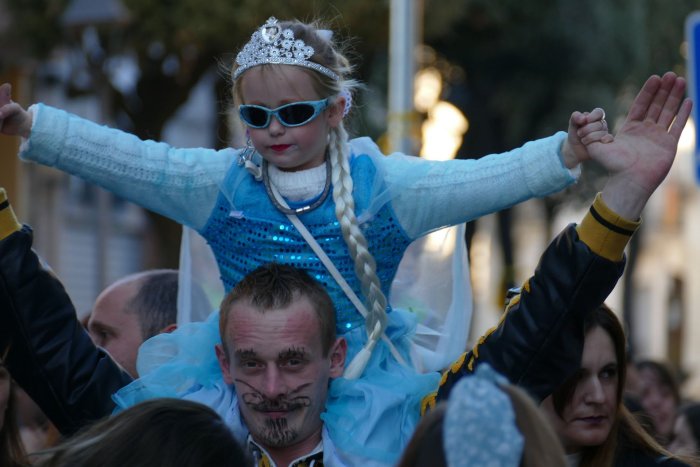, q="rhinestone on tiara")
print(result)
[233,17,340,81]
